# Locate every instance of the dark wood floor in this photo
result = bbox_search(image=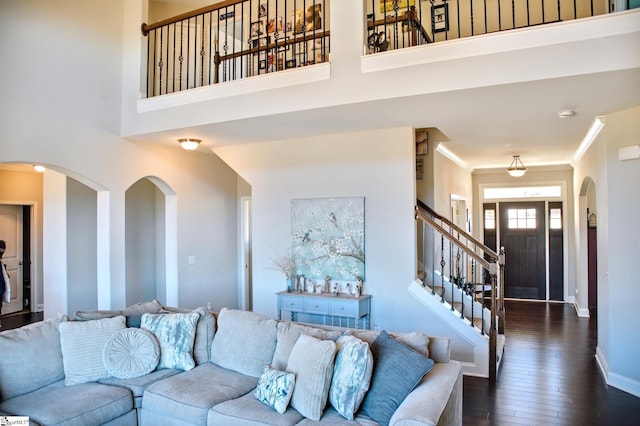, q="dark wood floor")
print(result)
[3,302,639,425]
[464,300,640,425]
